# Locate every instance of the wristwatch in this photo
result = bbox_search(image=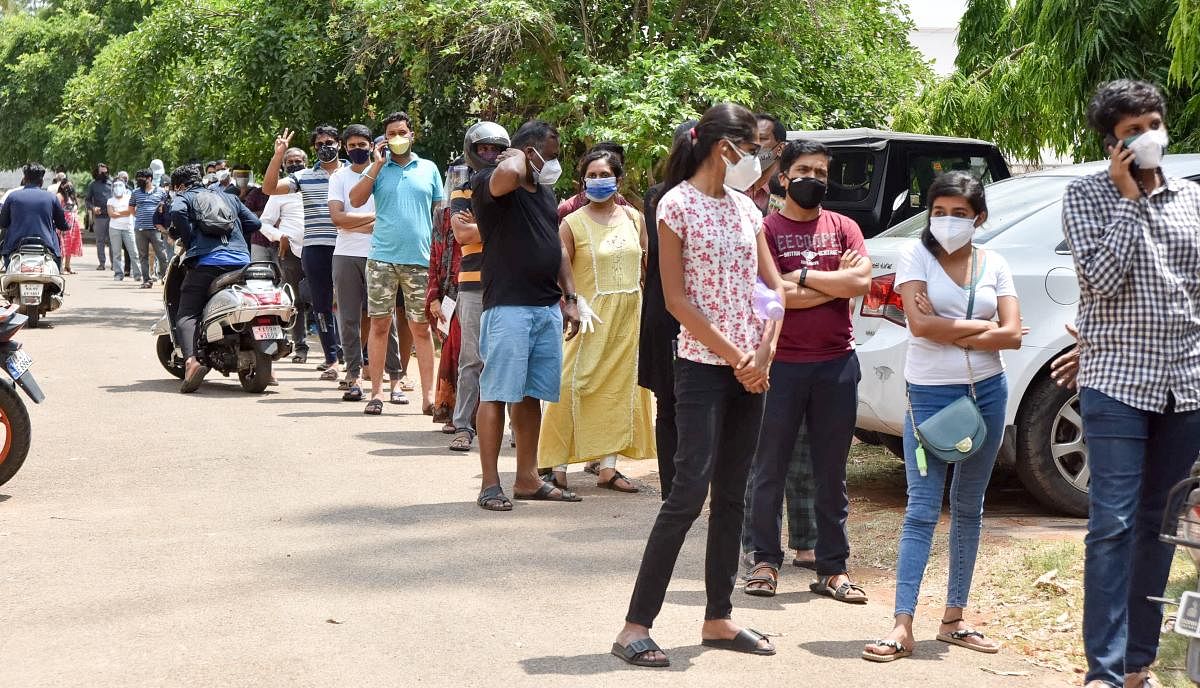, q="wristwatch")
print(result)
[799,268,809,286]
[564,293,579,303]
